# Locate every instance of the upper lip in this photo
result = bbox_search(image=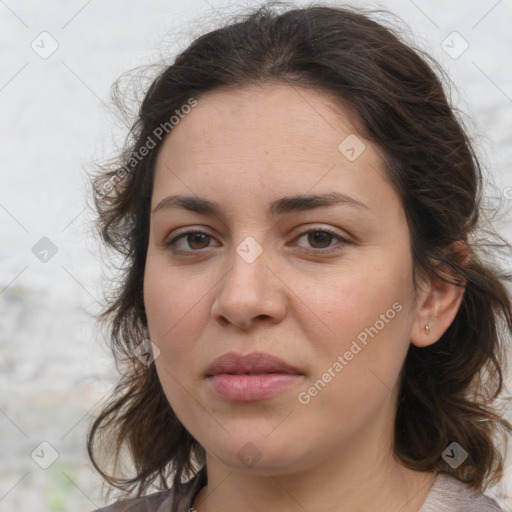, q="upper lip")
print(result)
[206,351,302,376]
